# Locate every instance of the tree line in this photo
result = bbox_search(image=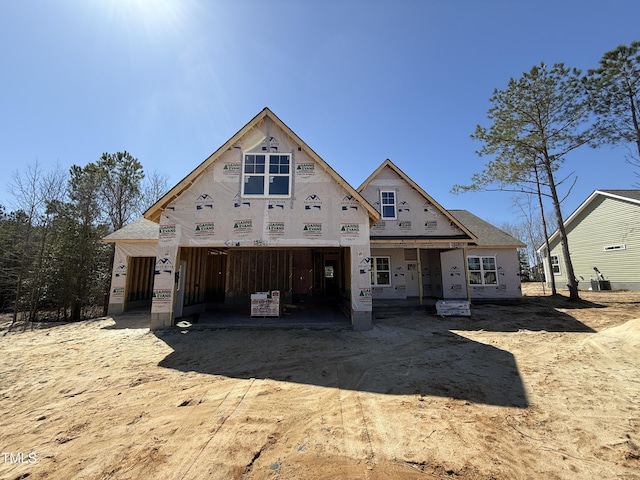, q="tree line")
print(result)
[454,41,640,300]
[0,153,167,331]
